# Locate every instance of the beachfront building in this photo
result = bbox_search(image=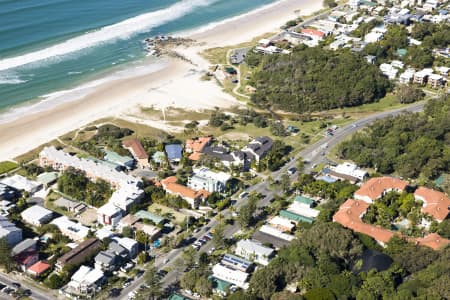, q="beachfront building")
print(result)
[21,205,53,227]
[0,175,41,194]
[187,167,231,193]
[0,215,22,246]
[97,202,123,227]
[186,137,212,161]
[212,263,249,289]
[165,144,183,163]
[109,185,144,212]
[51,216,90,242]
[161,176,210,209]
[242,136,273,162]
[354,177,409,203]
[122,139,149,169]
[235,239,275,266]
